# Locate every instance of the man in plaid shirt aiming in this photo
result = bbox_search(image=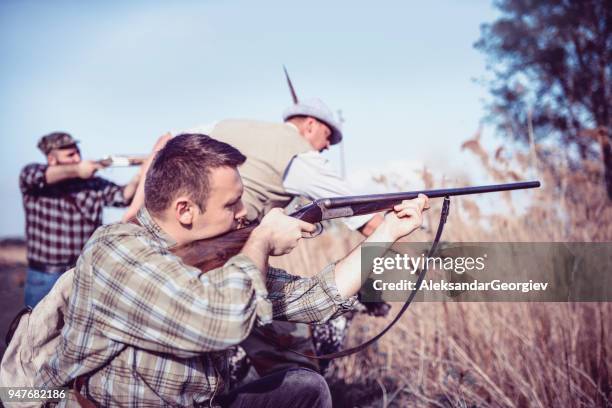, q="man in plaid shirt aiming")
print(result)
[37,133,428,407]
[19,132,142,307]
